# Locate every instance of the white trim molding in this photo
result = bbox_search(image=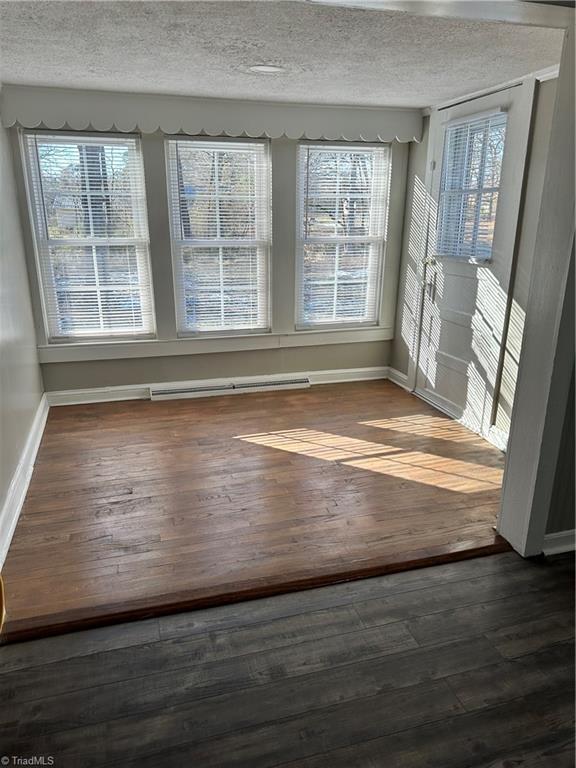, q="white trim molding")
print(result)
[543,530,575,556]
[386,367,411,391]
[0,85,422,143]
[36,326,394,364]
[46,367,391,406]
[0,394,49,568]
